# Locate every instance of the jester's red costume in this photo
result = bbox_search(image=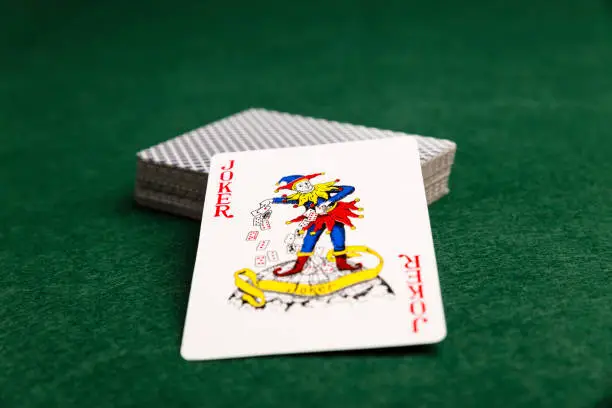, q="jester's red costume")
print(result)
[270,173,363,276]
[287,200,362,233]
